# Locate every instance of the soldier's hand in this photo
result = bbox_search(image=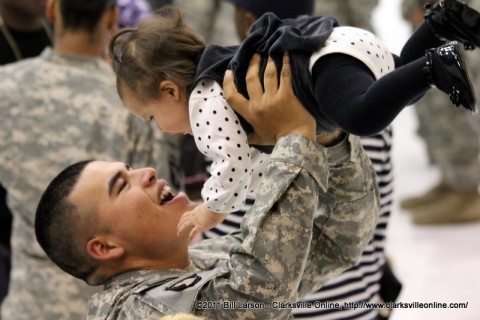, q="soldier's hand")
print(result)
[223,53,316,145]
